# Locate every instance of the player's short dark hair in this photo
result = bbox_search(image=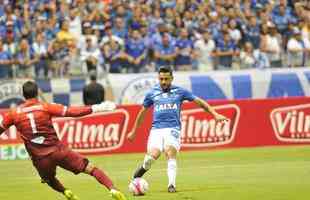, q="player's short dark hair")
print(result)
[22,81,38,99]
[158,66,173,76]
[90,73,97,81]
